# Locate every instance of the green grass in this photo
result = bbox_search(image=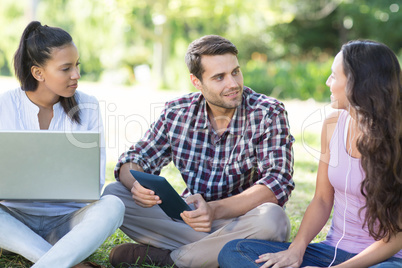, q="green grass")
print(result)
[0,132,331,268]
